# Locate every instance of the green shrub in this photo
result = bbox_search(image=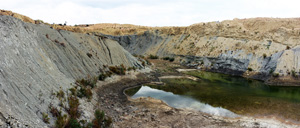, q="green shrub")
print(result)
[291,70,297,77]
[76,77,97,88]
[56,89,65,99]
[145,59,151,65]
[35,20,44,24]
[105,71,112,77]
[148,54,159,59]
[98,73,107,81]
[69,87,77,96]
[42,113,50,124]
[77,87,93,100]
[163,57,170,60]
[127,67,136,71]
[49,104,60,118]
[247,67,253,71]
[68,95,80,118]
[169,57,175,62]
[141,61,145,66]
[109,64,126,75]
[55,114,68,128]
[139,55,145,59]
[273,73,279,77]
[92,109,112,128]
[67,118,81,128]
[269,69,274,74]
[263,53,267,58]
